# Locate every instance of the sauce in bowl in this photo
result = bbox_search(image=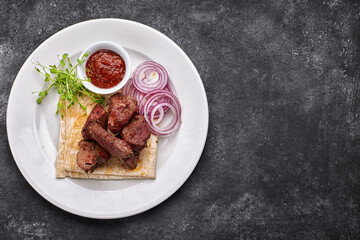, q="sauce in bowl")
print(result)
[85,49,126,89]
